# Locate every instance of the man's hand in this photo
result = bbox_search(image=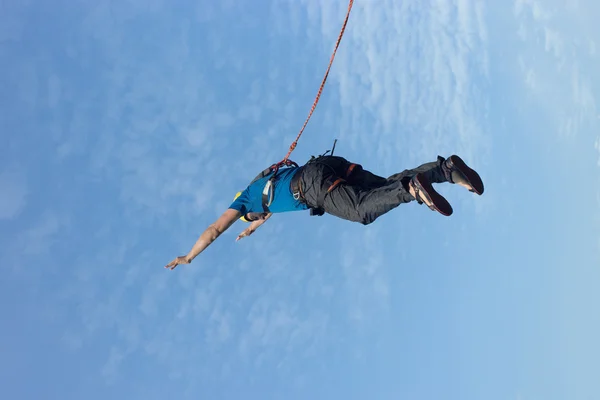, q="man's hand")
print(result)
[236,212,272,241]
[165,255,191,270]
[236,227,255,241]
